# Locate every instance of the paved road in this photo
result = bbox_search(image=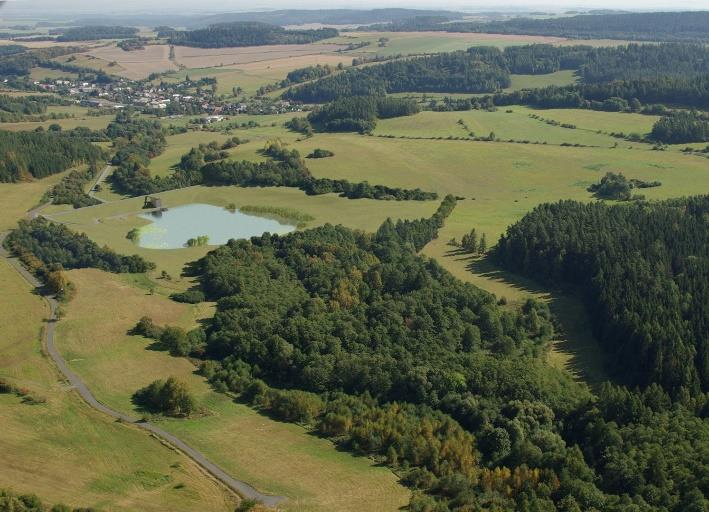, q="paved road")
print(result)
[88,165,112,203]
[0,231,284,508]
